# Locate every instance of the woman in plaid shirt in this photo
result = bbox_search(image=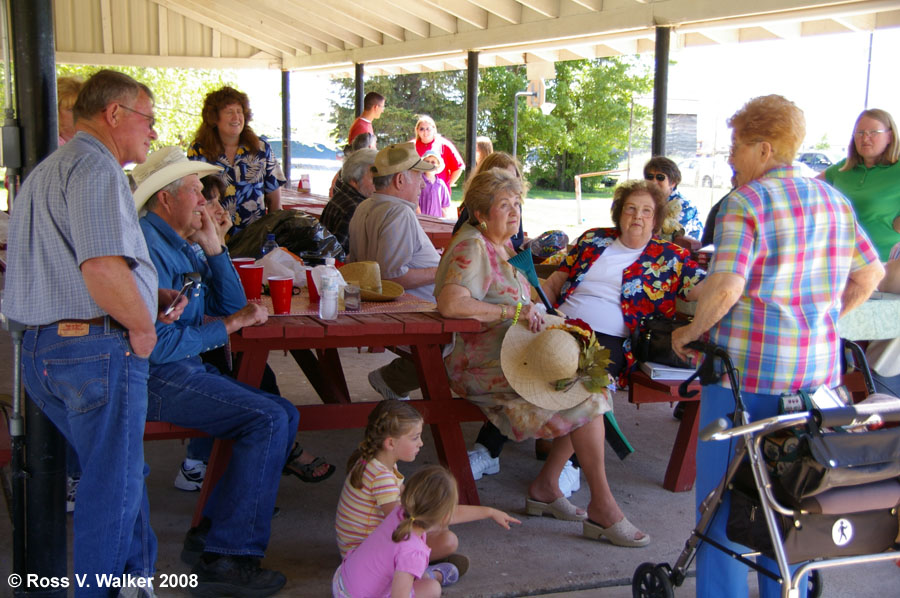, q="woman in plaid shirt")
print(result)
[672,95,884,598]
